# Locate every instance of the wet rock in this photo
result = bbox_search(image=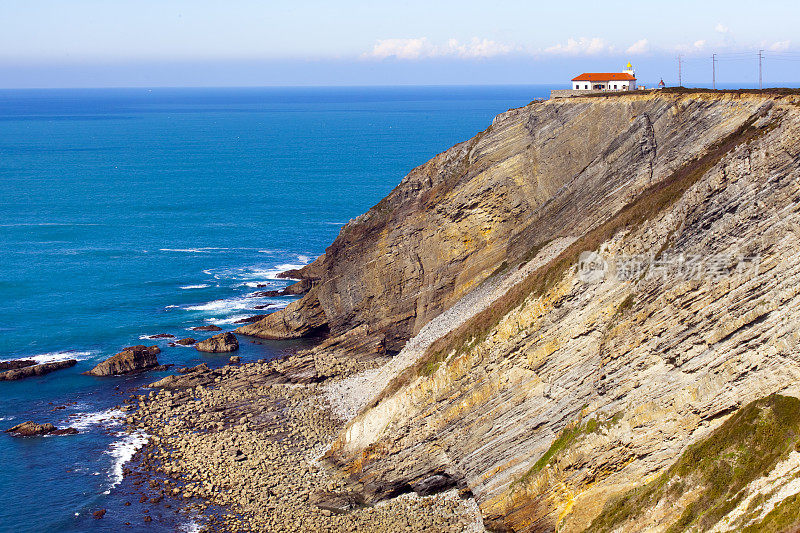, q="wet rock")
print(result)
[148,334,175,339]
[93,509,106,519]
[0,360,36,371]
[175,338,196,346]
[0,359,77,381]
[233,315,268,324]
[5,421,78,437]
[196,332,239,353]
[229,356,241,365]
[191,325,222,332]
[84,346,160,376]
